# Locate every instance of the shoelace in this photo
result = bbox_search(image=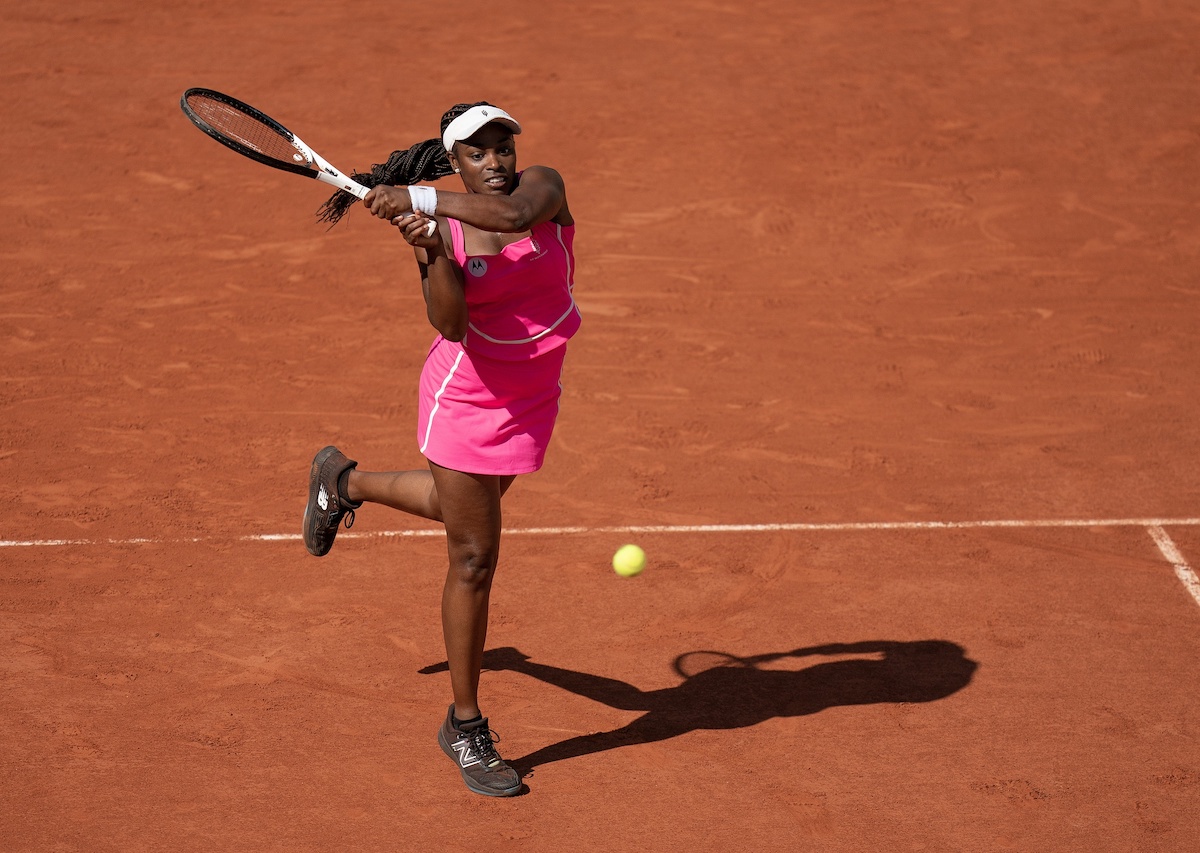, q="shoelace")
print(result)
[466,726,503,767]
[342,509,355,530]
